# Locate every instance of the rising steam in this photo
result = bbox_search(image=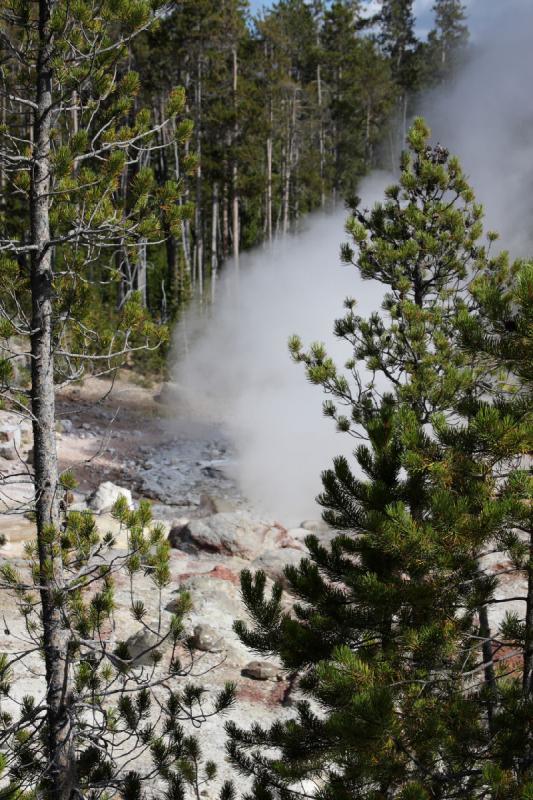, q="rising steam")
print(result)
[172,2,532,524]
